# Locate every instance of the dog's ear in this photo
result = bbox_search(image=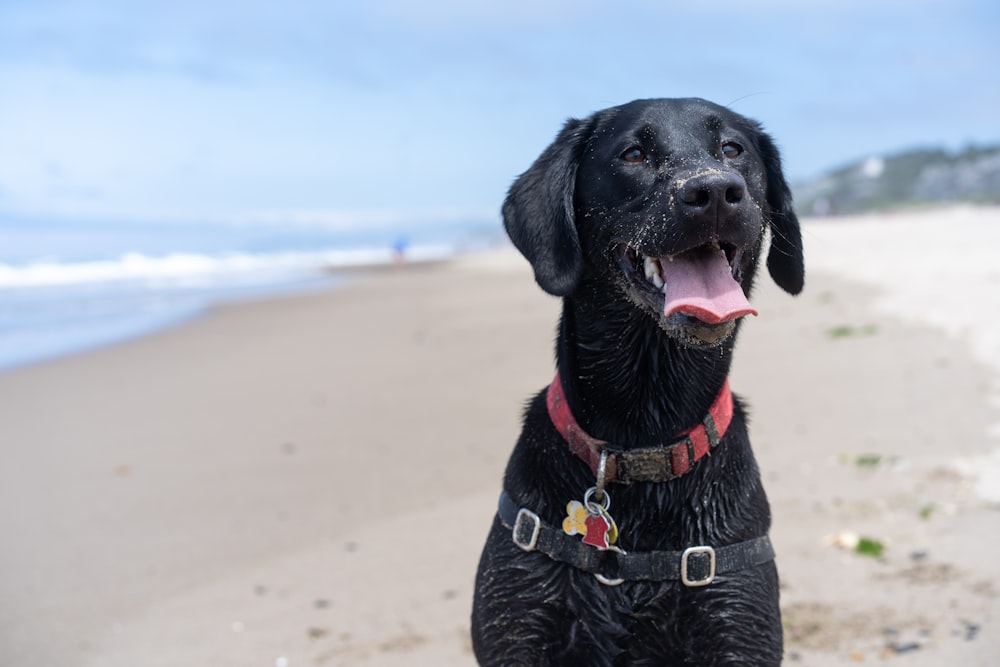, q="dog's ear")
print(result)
[756,131,805,295]
[502,118,592,296]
